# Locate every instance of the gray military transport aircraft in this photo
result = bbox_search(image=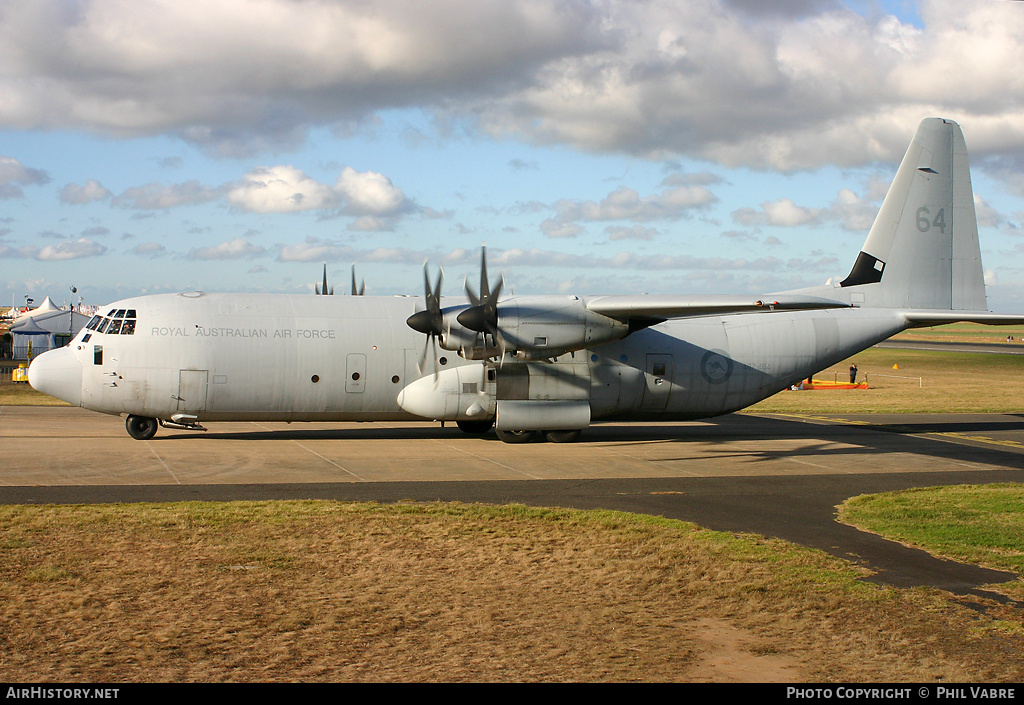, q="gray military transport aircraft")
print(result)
[28,118,1024,442]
